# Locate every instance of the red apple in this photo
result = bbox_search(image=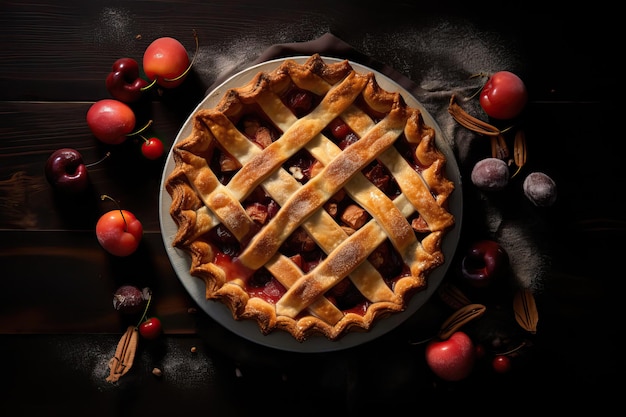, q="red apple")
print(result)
[425,331,476,381]
[460,240,509,288]
[86,99,136,145]
[96,208,143,257]
[143,37,190,88]
[44,148,89,193]
[105,58,150,103]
